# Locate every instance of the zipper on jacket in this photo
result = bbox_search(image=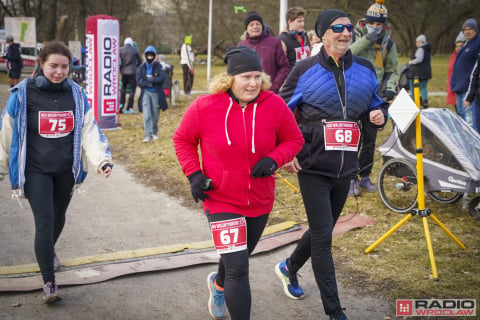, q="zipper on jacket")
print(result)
[242,106,251,206]
[333,66,347,176]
